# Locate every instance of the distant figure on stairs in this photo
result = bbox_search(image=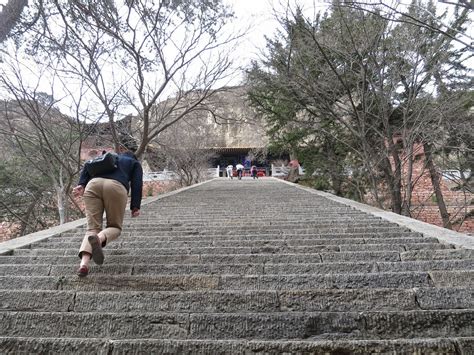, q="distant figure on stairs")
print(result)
[250,165,258,179]
[72,135,143,277]
[235,163,244,180]
[226,164,234,179]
